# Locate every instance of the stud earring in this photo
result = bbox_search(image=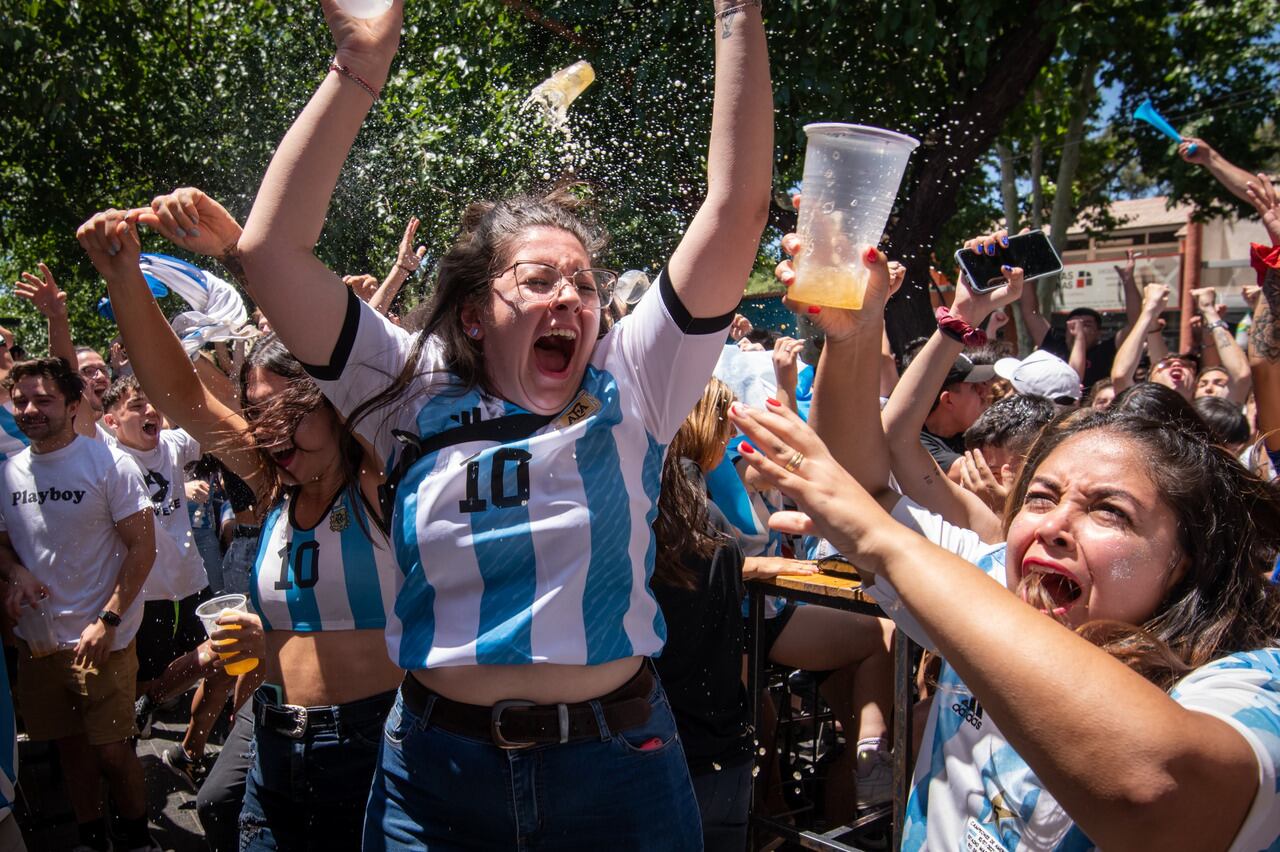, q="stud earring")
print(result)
[468,327,481,339]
